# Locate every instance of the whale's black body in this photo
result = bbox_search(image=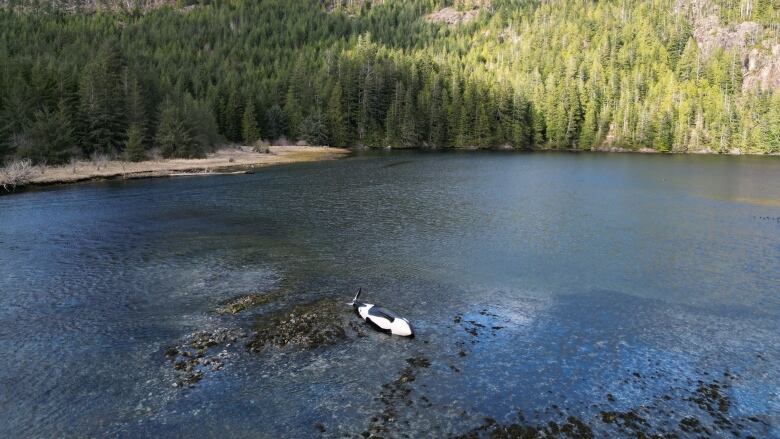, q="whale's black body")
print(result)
[350,289,414,337]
